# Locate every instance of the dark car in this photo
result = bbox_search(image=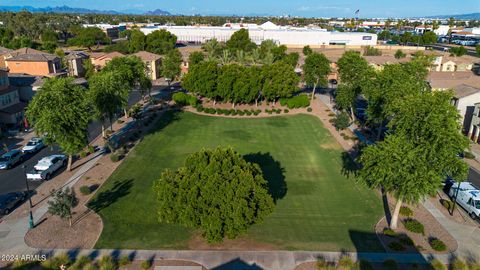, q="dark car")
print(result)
[0,192,26,215]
